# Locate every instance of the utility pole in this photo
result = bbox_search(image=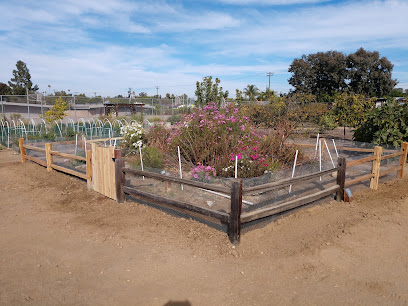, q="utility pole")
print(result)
[267,72,274,101]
